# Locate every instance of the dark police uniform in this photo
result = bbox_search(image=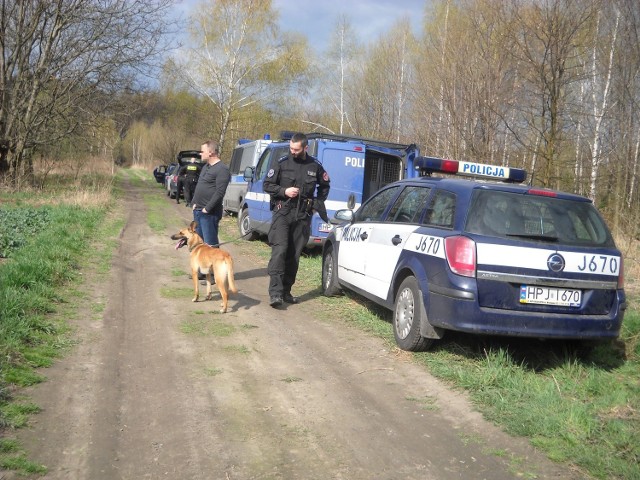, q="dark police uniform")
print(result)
[263,152,330,304]
[178,161,202,206]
